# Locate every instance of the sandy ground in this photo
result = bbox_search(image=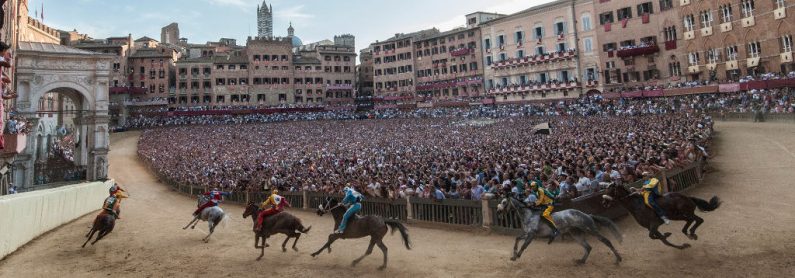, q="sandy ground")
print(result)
[1,121,794,278]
